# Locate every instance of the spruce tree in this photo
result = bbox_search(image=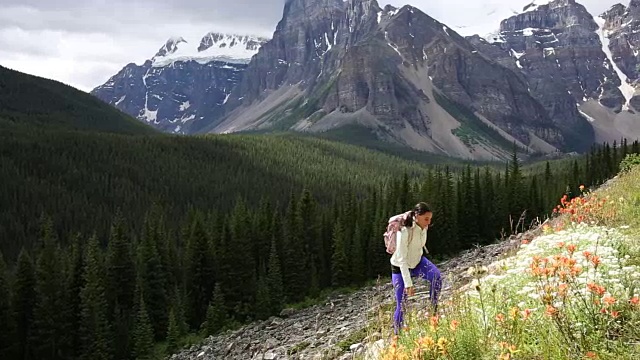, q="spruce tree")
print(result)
[350,223,366,285]
[165,307,181,354]
[131,295,154,360]
[203,283,227,336]
[266,239,284,314]
[282,193,306,302]
[31,229,66,360]
[331,221,349,287]
[221,198,256,319]
[78,236,112,360]
[254,273,271,320]
[14,249,36,360]
[105,216,136,356]
[64,234,84,359]
[185,213,215,329]
[0,251,17,359]
[138,221,168,340]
